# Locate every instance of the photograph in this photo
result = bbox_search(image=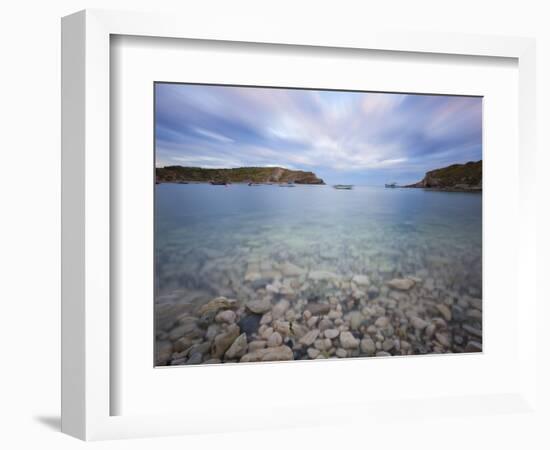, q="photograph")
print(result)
[154,82,483,366]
